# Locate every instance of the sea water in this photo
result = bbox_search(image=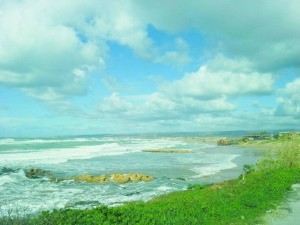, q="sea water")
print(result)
[0,133,262,215]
